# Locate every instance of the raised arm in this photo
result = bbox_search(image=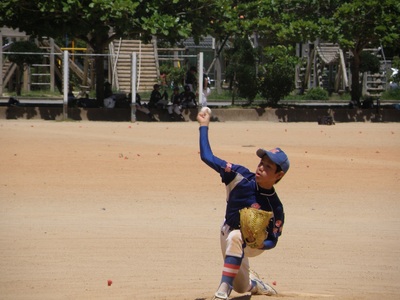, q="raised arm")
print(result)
[197,110,225,172]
